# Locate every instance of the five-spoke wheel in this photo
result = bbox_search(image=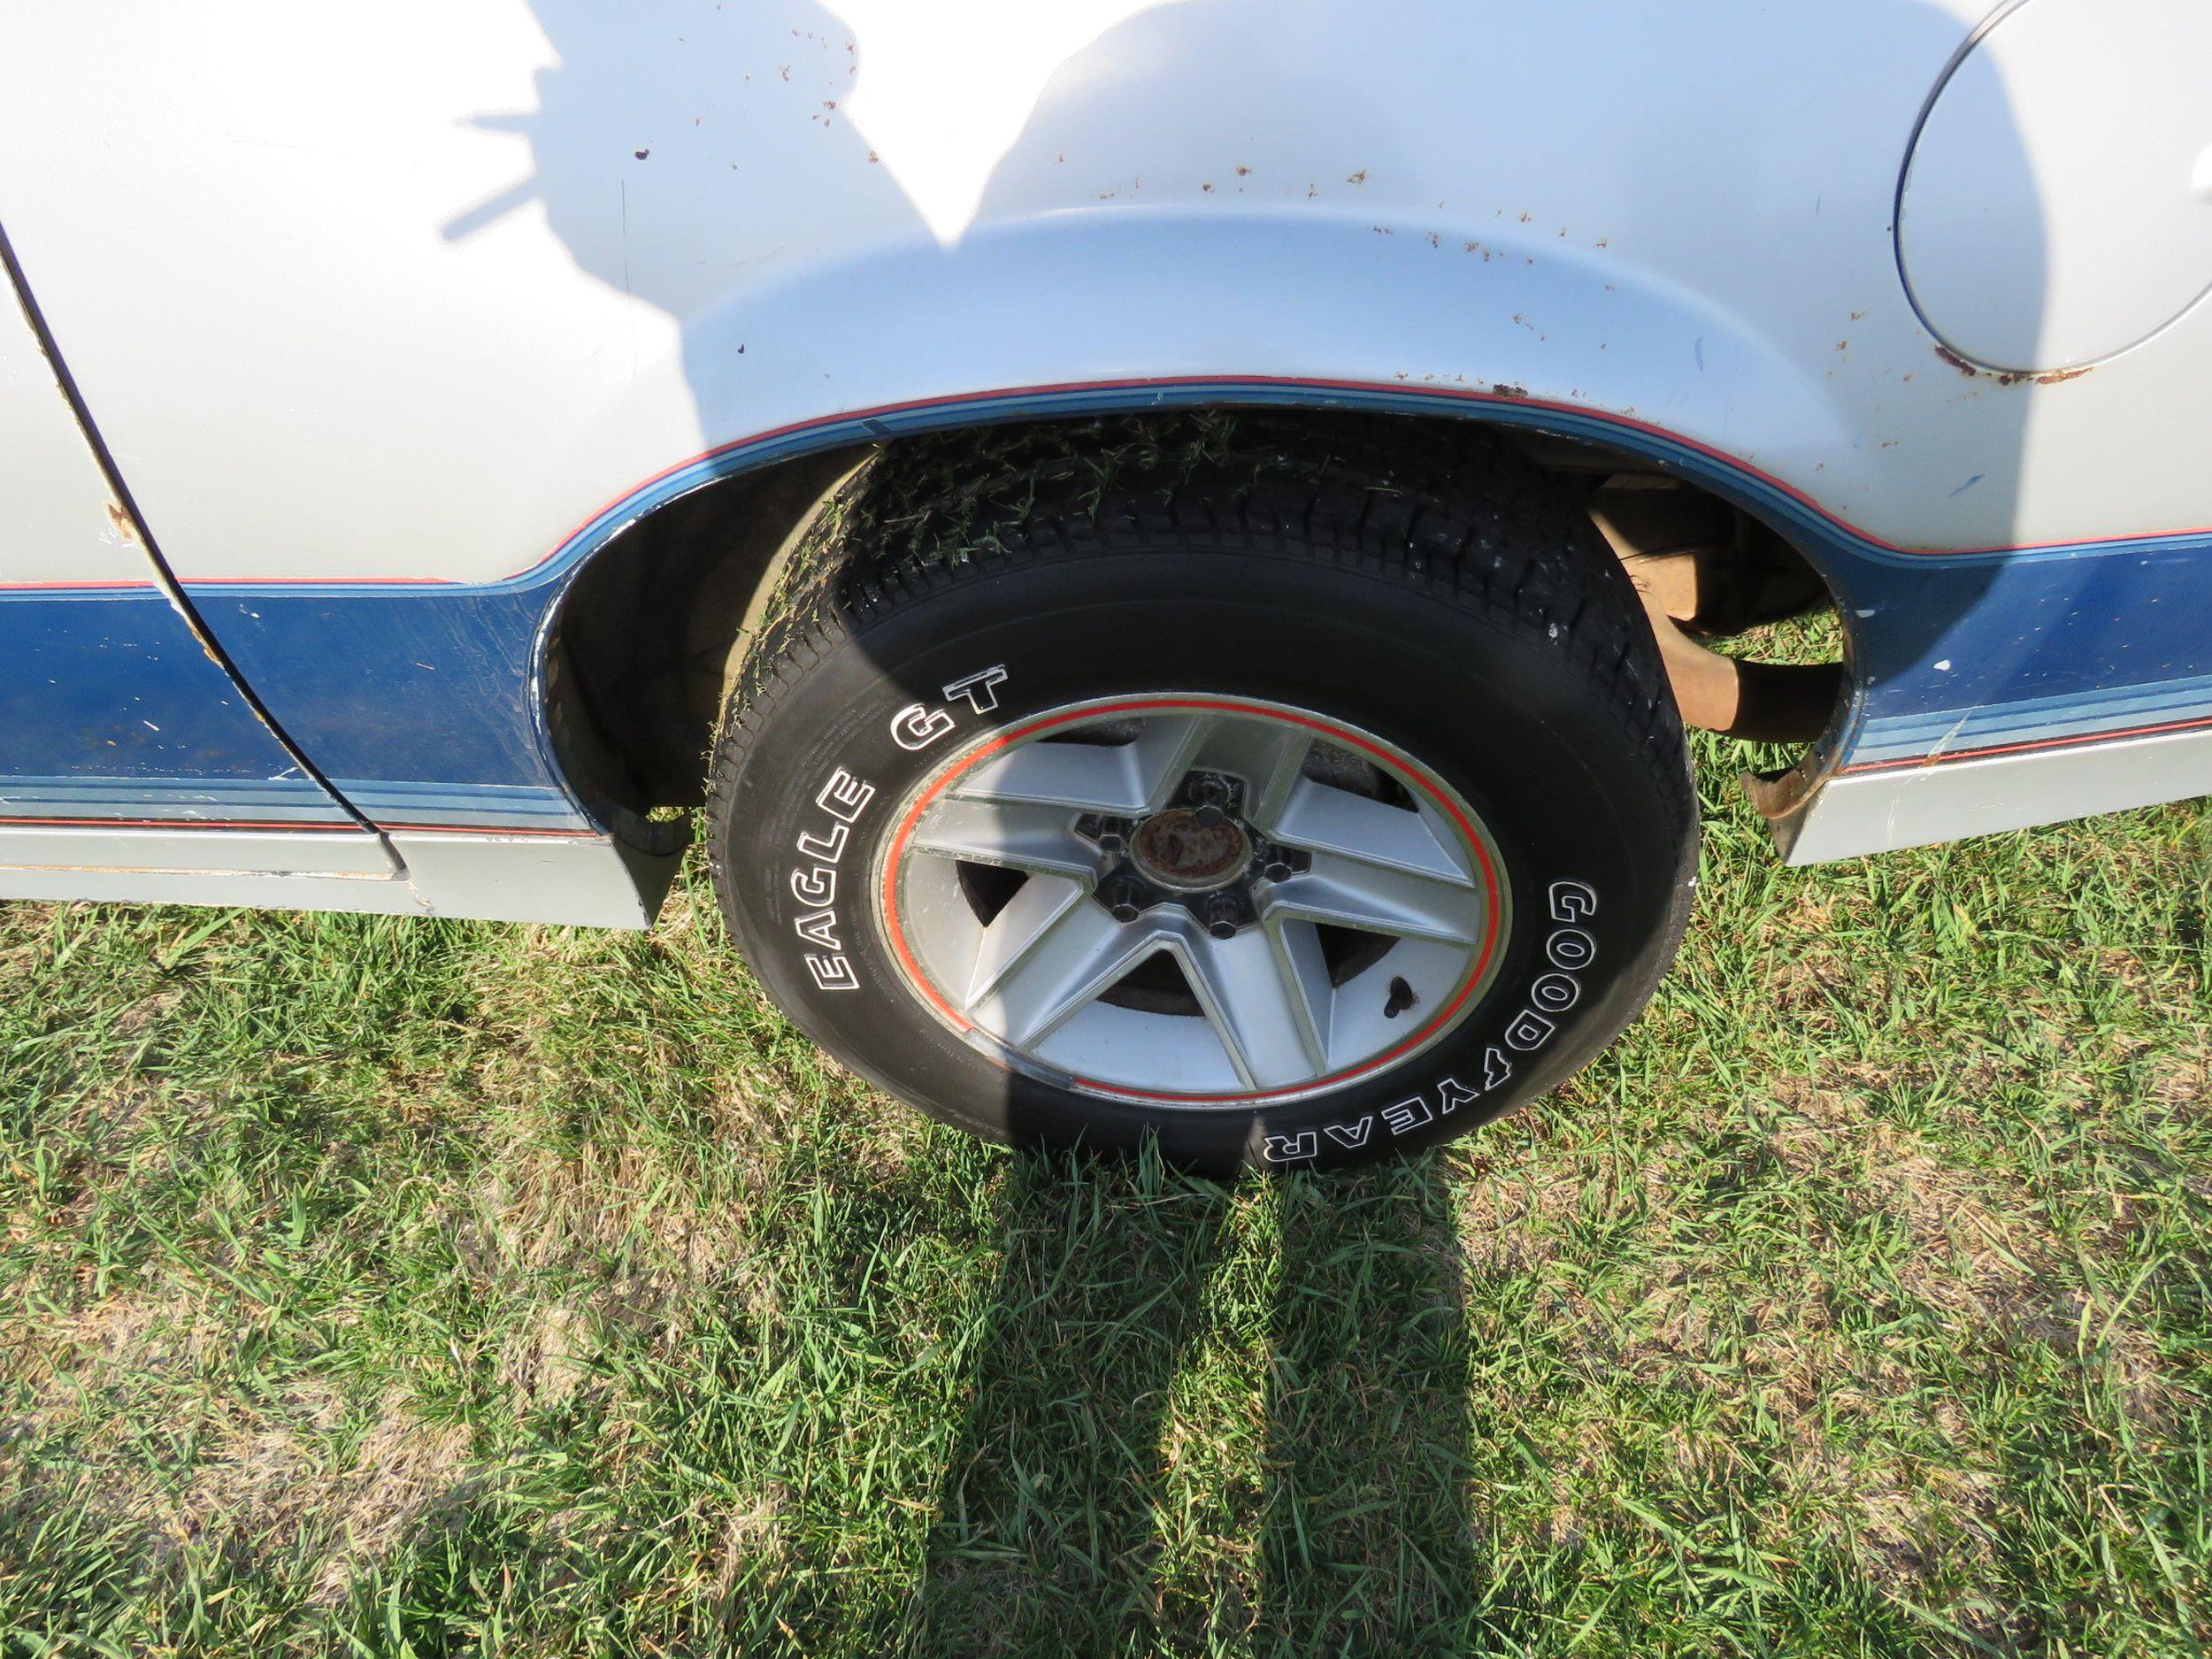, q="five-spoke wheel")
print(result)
[885,699,1506,1102]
